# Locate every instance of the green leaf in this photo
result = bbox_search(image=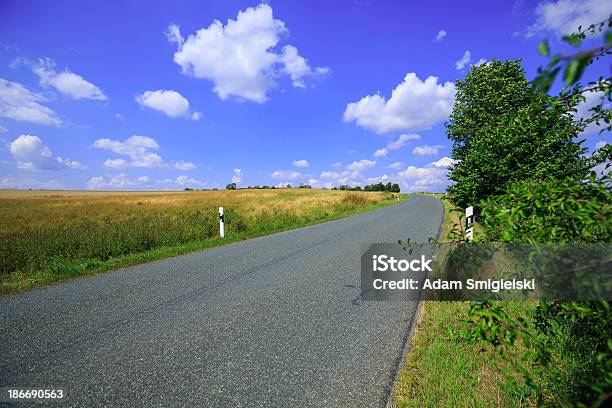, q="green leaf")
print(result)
[563,58,587,86]
[562,34,581,47]
[605,30,612,46]
[537,40,550,56]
